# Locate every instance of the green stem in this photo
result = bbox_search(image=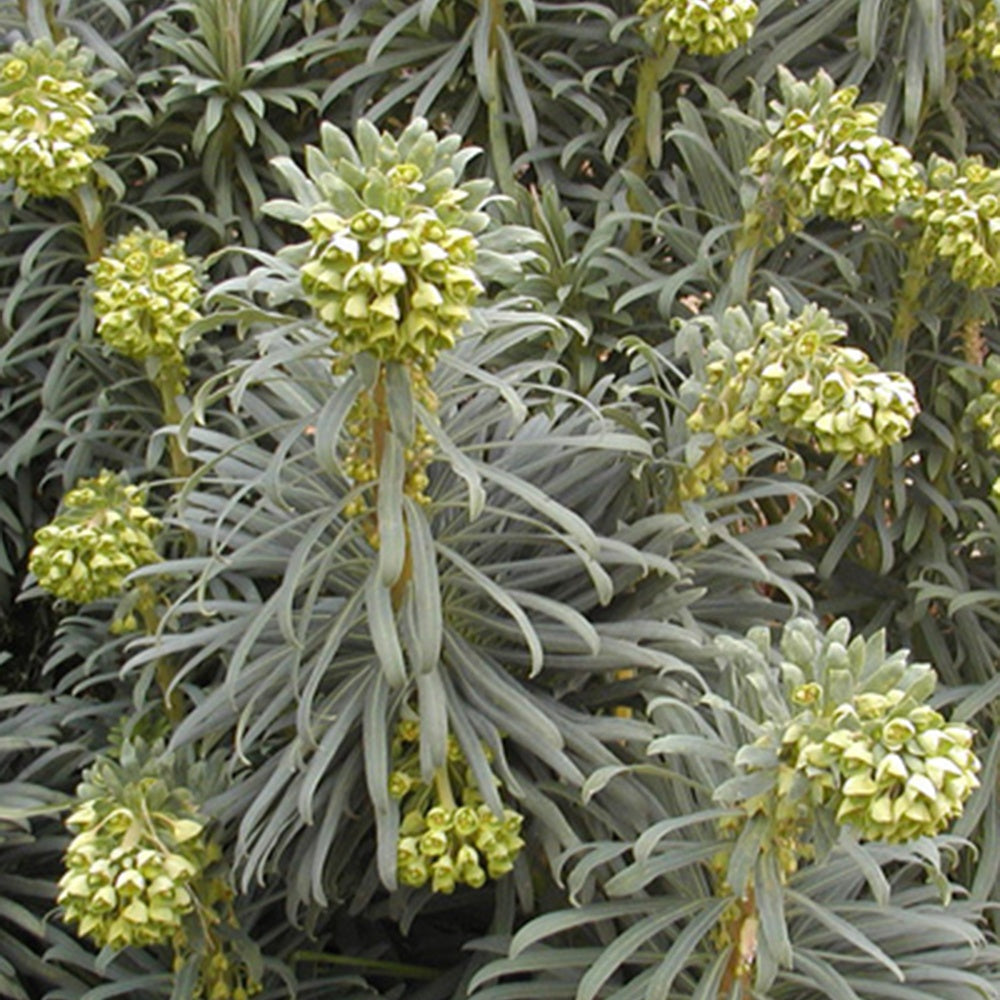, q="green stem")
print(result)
[19,0,65,40]
[220,0,243,91]
[292,951,441,981]
[138,588,184,726]
[69,188,105,262]
[484,0,516,196]
[434,766,457,811]
[156,372,194,481]
[624,43,679,254]
[889,242,926,368]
